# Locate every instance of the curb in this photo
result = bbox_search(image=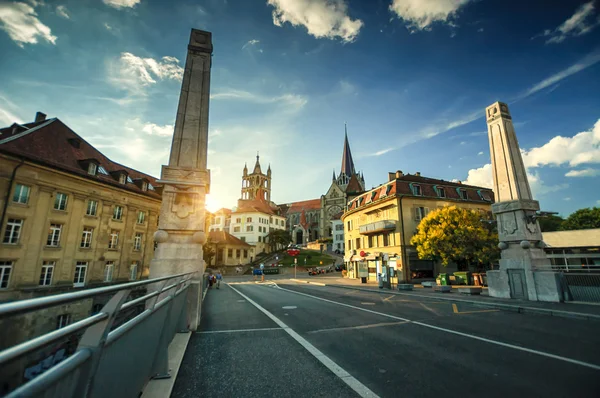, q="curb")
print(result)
[289,278,326,287]
[312,283,600,321]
